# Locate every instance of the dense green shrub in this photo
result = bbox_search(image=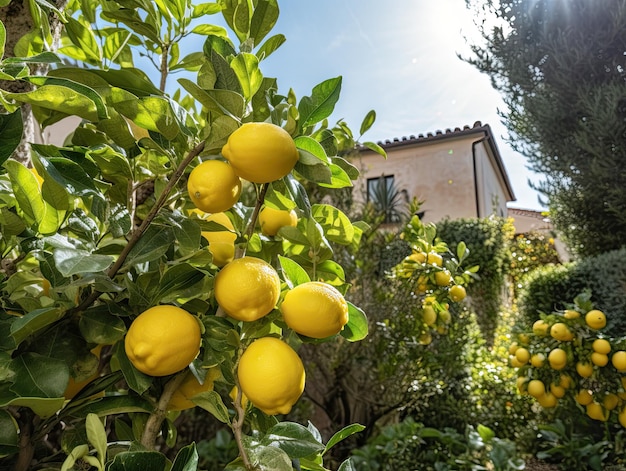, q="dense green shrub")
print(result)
[509,231,562,297]
[437,216,514,344]
[518,247,626,335]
